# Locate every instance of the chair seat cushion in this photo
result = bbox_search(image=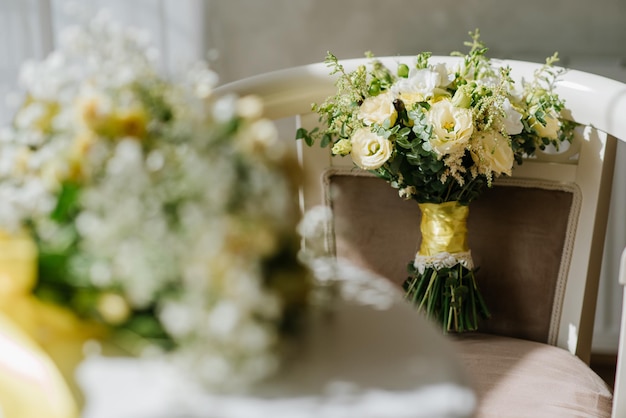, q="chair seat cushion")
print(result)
[452,333,612,417]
